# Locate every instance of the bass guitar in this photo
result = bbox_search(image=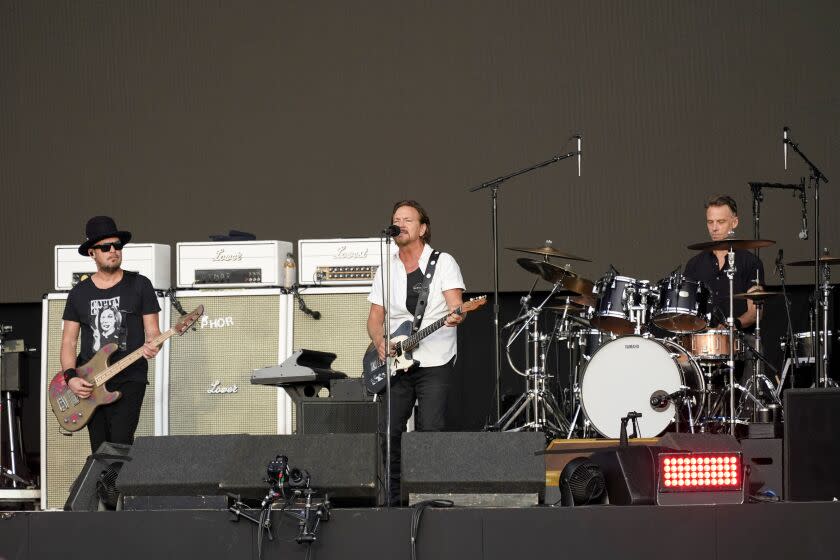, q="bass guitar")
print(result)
[362,296,486,394]
[48,305,204,432]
